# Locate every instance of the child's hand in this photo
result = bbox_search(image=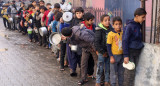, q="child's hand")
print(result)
[96,51,98,55]
[61,35,66,40]
[103,52,108,57]
[110,56,115,64]
[60,17,64,23]
[48,26,50,31]
[124,57,129,64]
